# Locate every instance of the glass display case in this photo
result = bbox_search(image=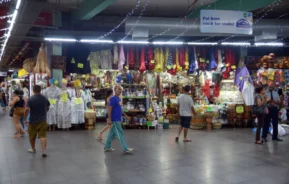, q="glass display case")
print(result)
[93,99,106,118]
